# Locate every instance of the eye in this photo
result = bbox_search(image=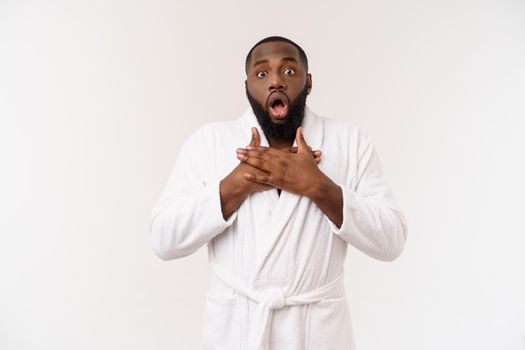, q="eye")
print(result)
[256,71,268,78]
[283,68,296,76]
